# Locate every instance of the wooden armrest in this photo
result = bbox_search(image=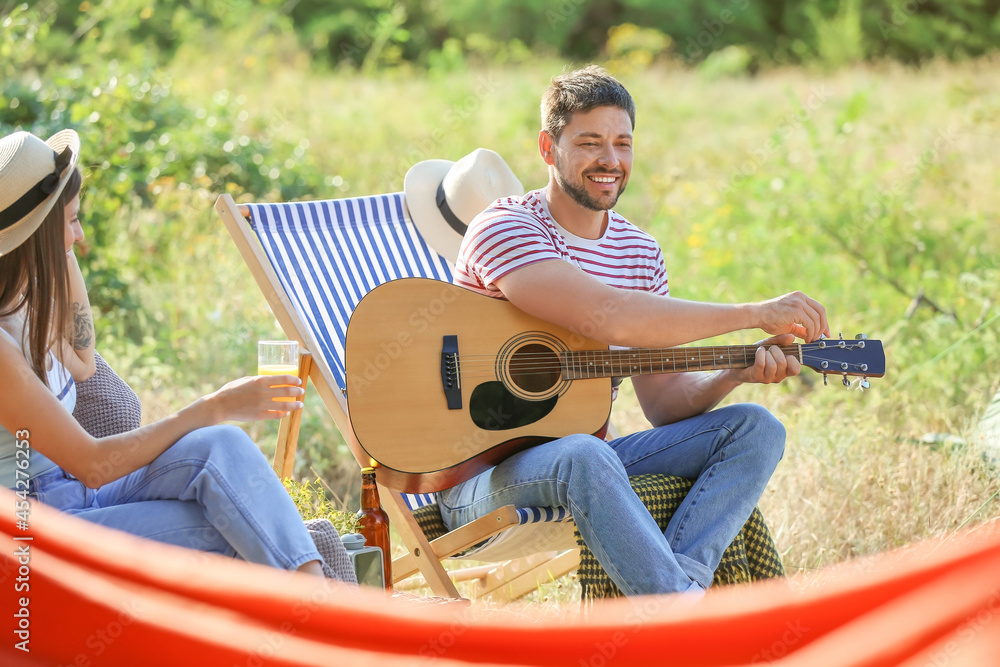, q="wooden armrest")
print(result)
[392,504,520,582]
